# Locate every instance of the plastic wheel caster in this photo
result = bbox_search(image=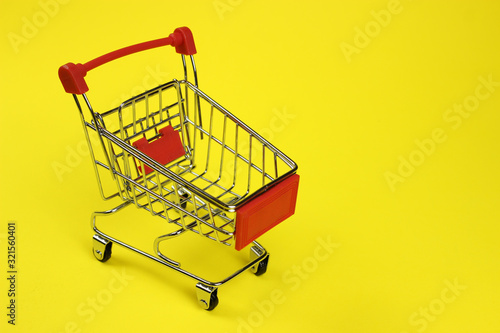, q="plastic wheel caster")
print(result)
[93,234,112,262]
[196,283,219,311]
[205,292,219,311]
[253,255,269,276]
[250,245,269,276]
